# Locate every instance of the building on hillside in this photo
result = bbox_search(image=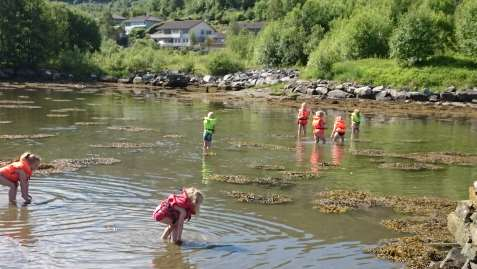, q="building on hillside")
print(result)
[150,20,224,48]
[236,21,266,34]
[112,14,126,26]
[124,15,162,35]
